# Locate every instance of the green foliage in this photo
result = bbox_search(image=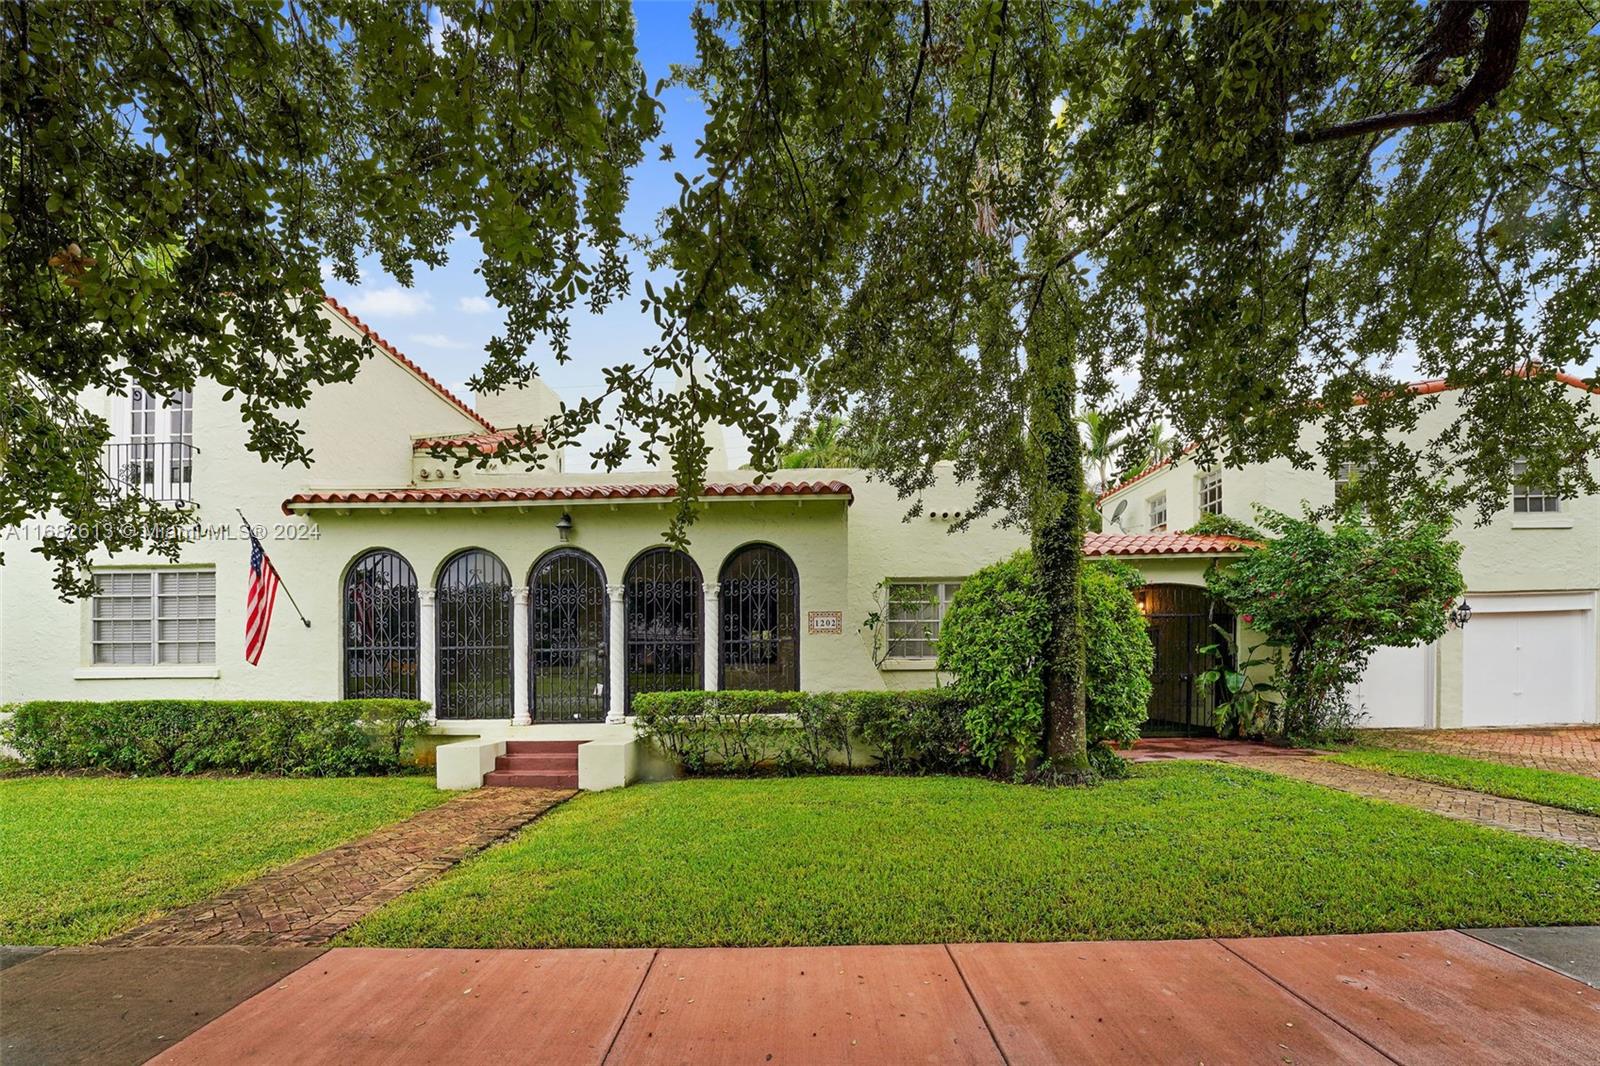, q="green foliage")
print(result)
[1,699,429,776]
[632,689,973,776]
[937,551,1153,770]
[1183,513,1266,542]
[773,415,884,470]
[343,770,1600,949]
[3,1,658,595]
[1205,508,1465,741]
[1329,747,1600,818]
[1198,627,1282,739]
[2,775,446,945]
